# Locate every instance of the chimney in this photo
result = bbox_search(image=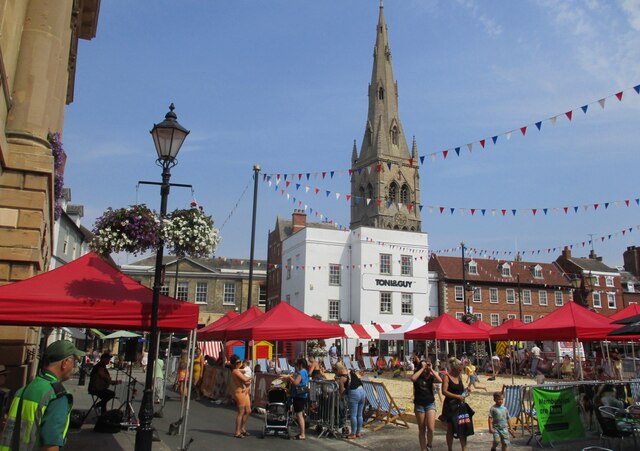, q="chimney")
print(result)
[292,209,306,233]
[562,246,571,259]
[588,249,602,261]
[624,245,640,277]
